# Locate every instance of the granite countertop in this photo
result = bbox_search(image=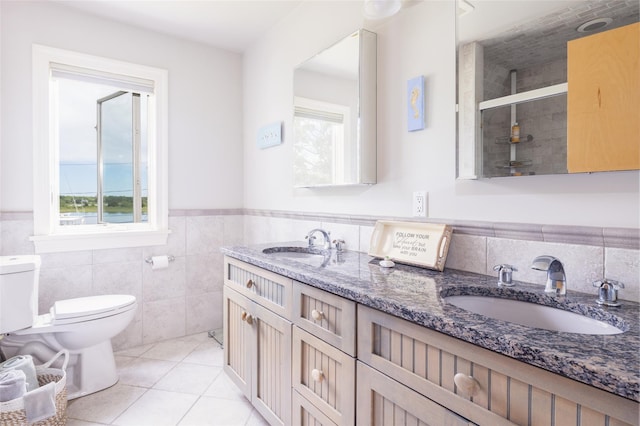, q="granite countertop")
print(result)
[221,243,640,402]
